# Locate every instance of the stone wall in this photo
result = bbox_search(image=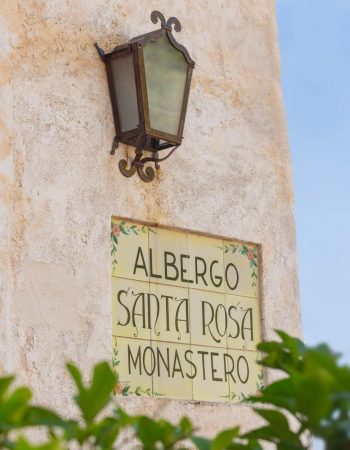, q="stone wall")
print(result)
[0,0,301,436]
